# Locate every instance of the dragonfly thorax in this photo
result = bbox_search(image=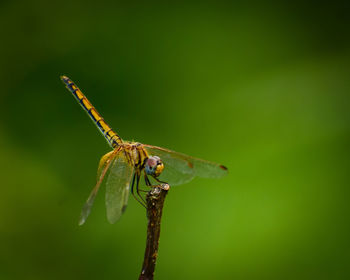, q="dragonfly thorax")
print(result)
[145,156,164,177]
